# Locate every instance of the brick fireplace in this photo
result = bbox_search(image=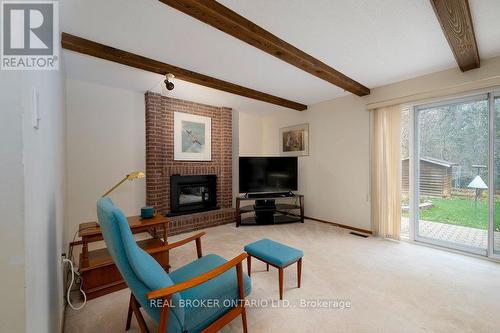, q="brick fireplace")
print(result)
[145,92,235,235]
